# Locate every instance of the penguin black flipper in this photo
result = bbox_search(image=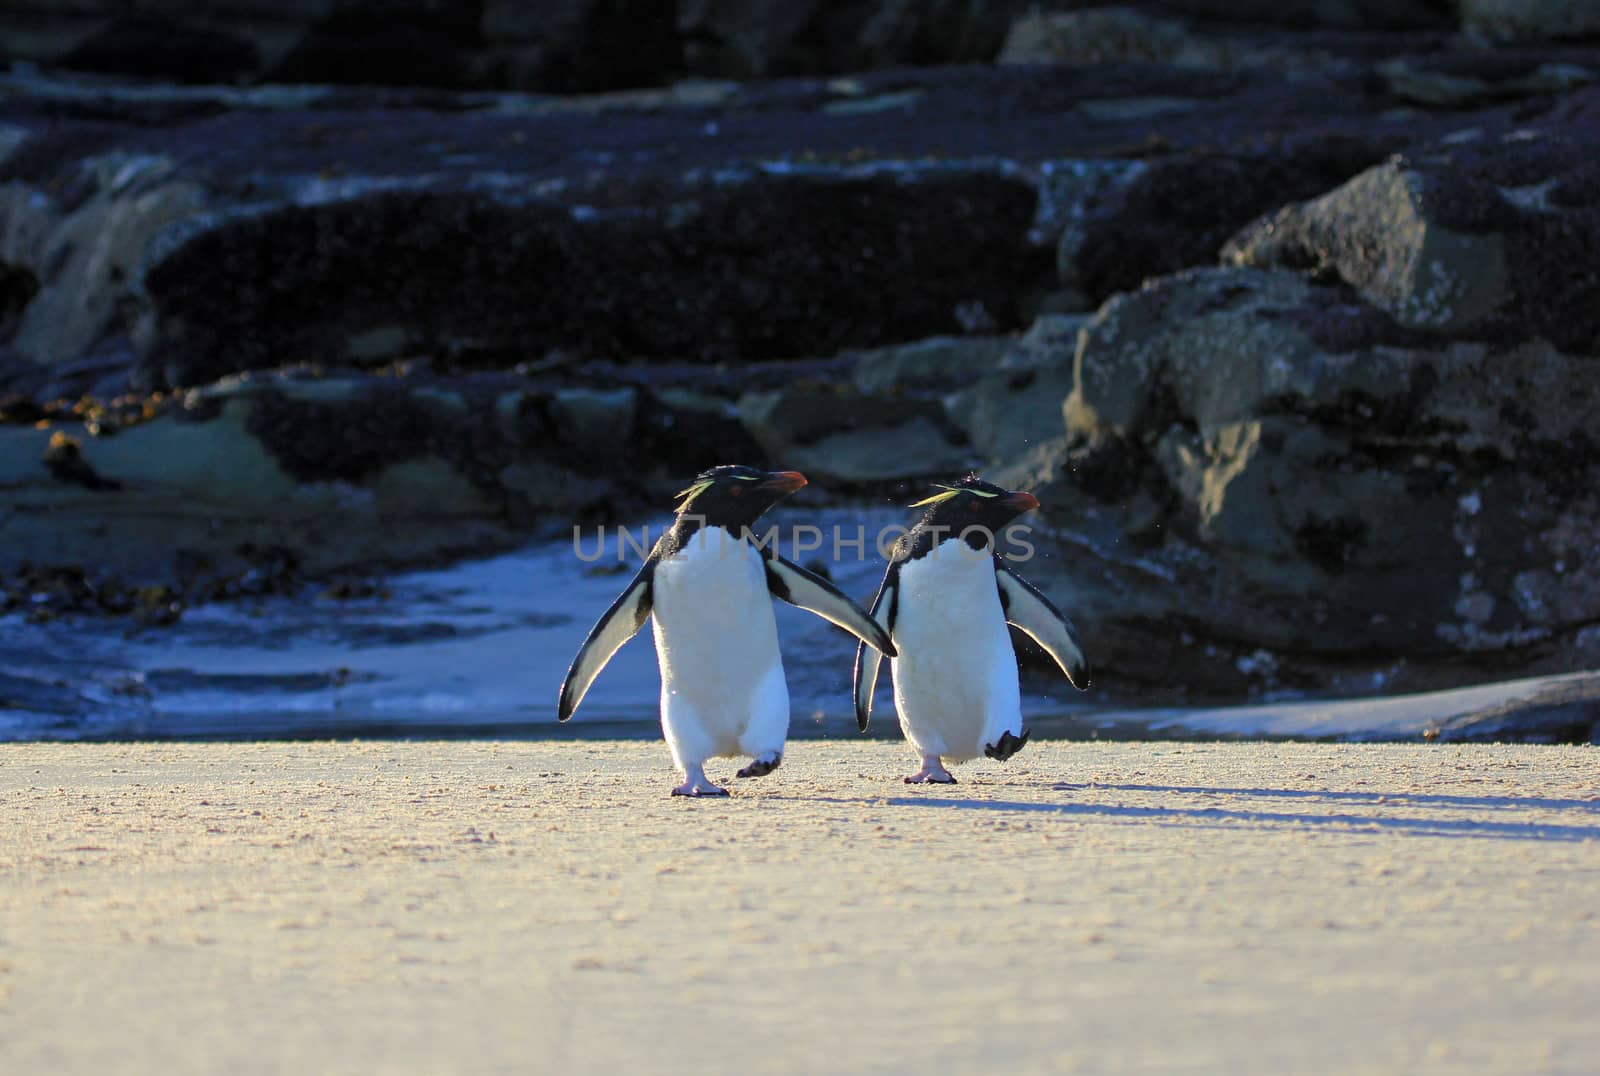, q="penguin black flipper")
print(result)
[762,552,896,657]
[995,562,1090,690]
[852,563,900,732]
[558,561,655,721]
